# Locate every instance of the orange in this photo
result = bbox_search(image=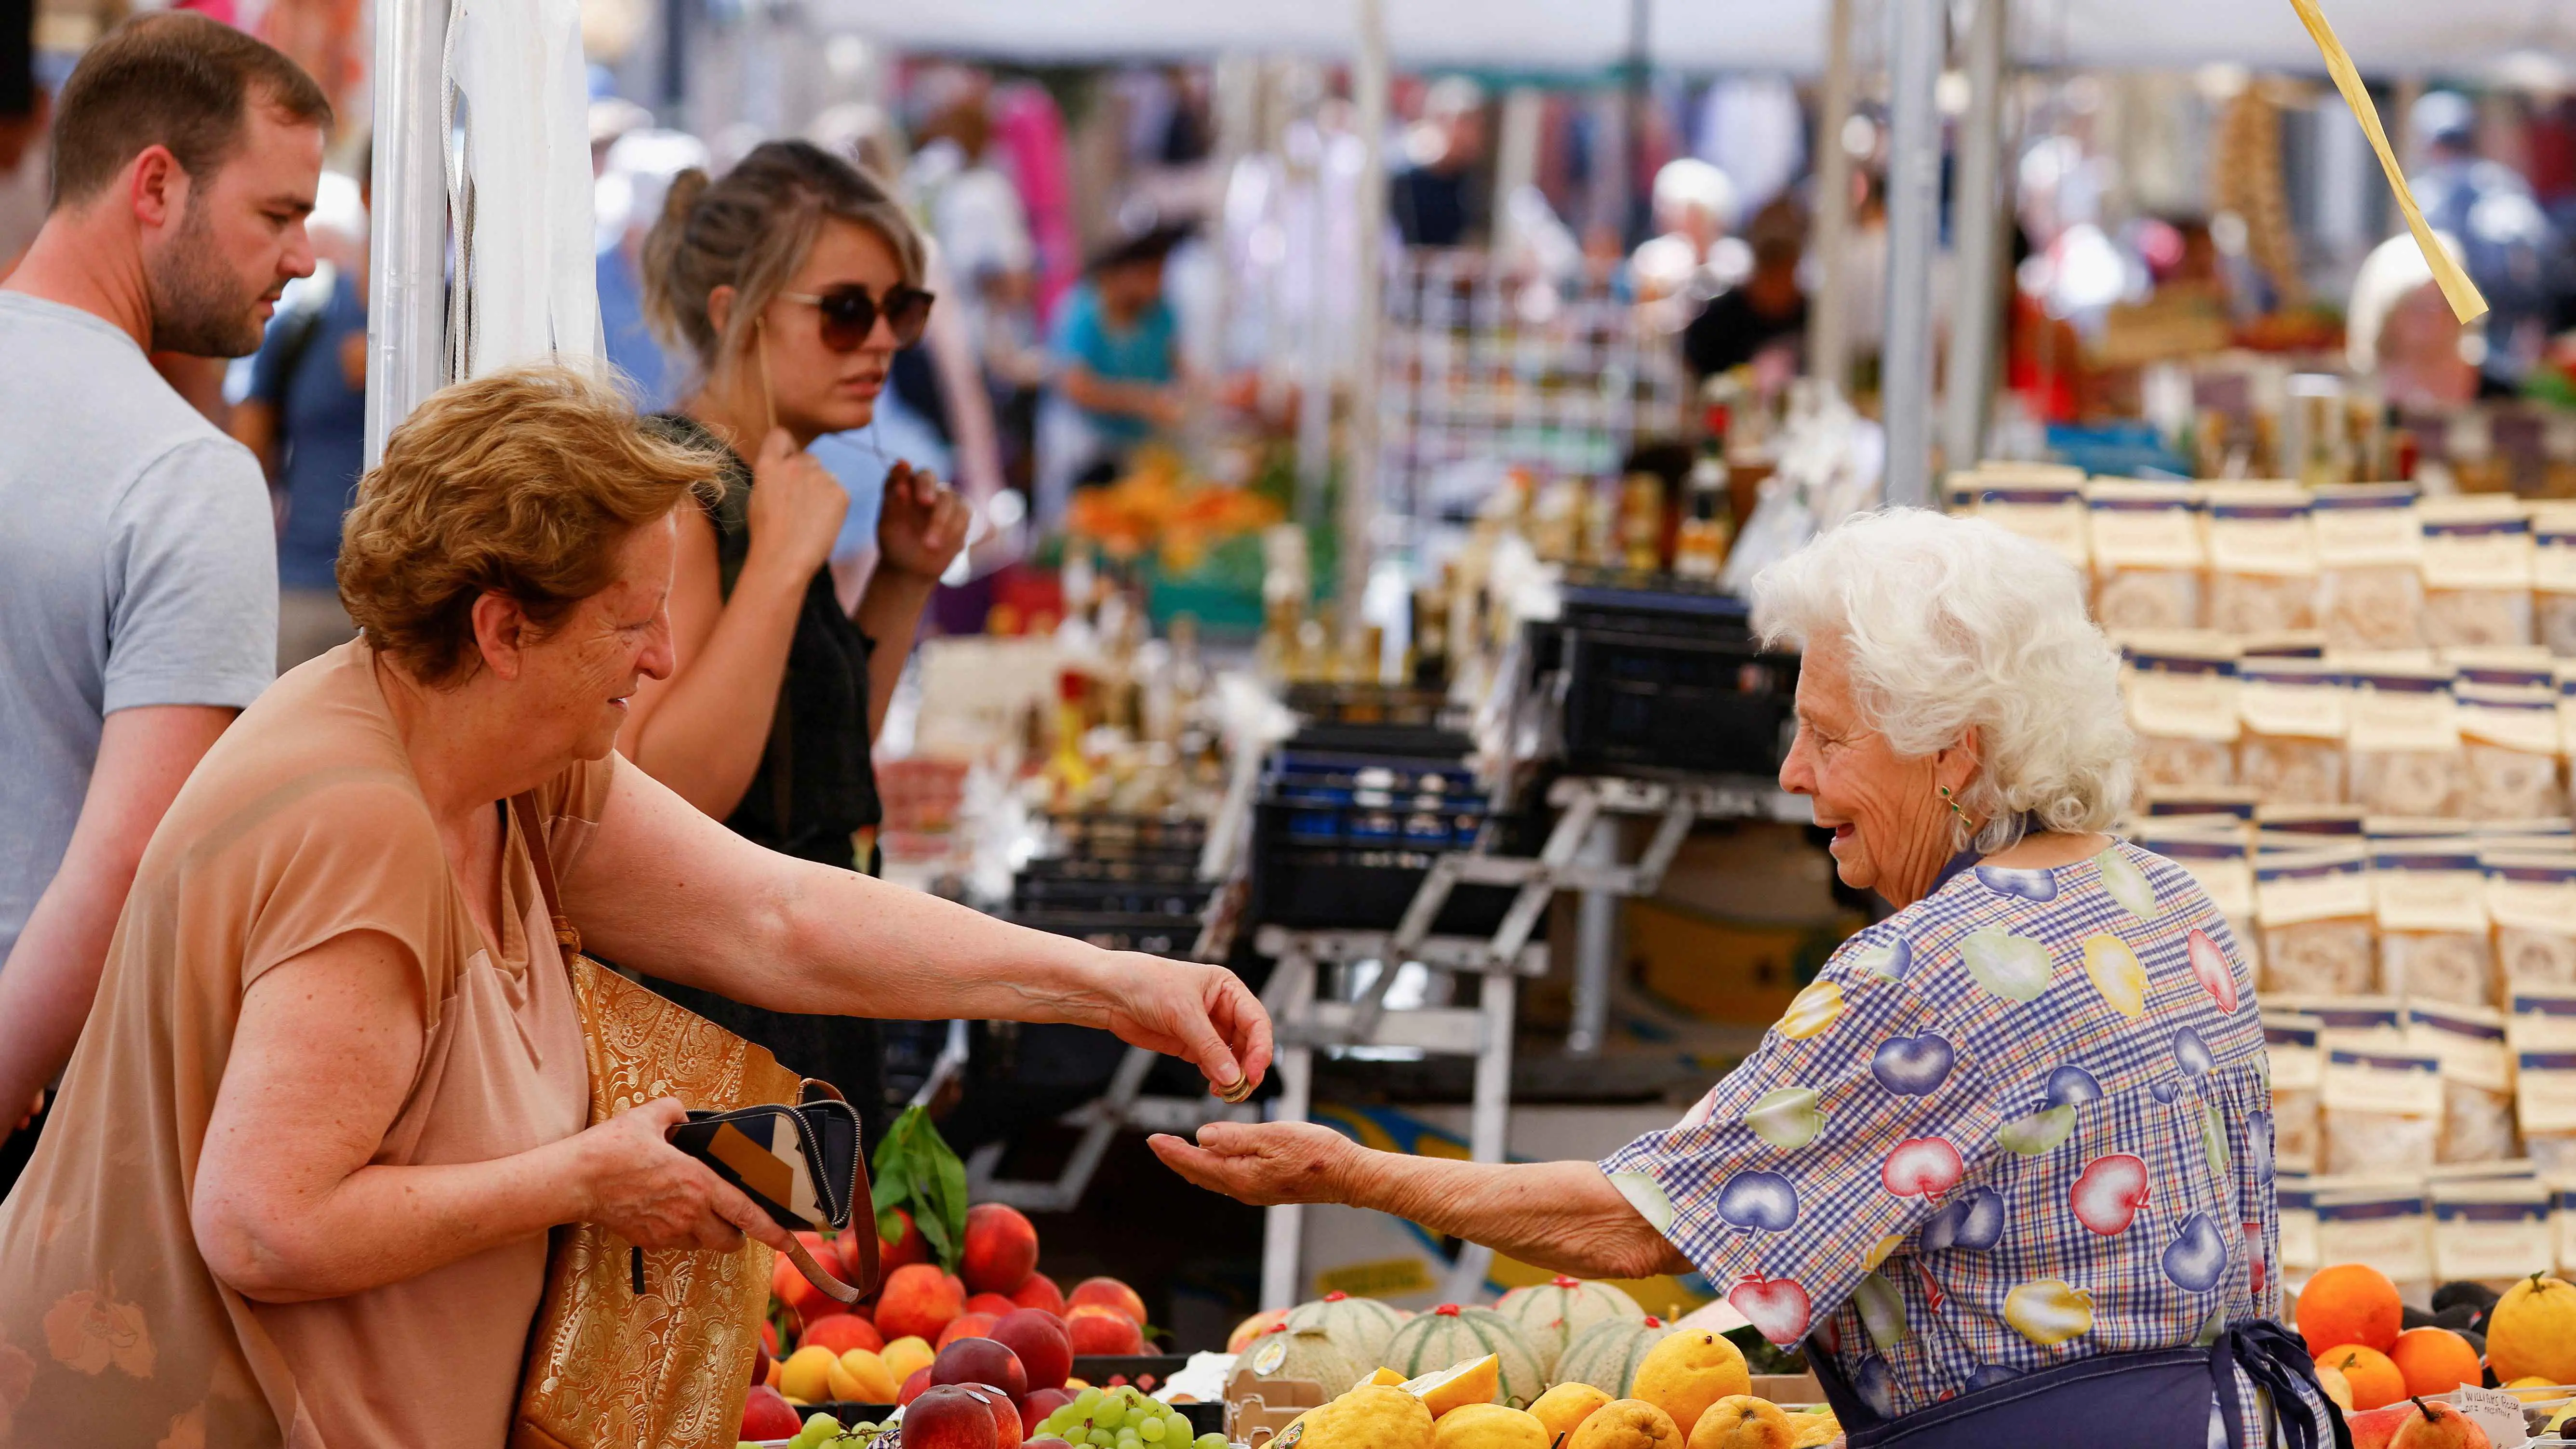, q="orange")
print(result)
[2316,1344,2406,1411]
[2387,1327,2483,1397]
[2296,1264,2404,1355]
